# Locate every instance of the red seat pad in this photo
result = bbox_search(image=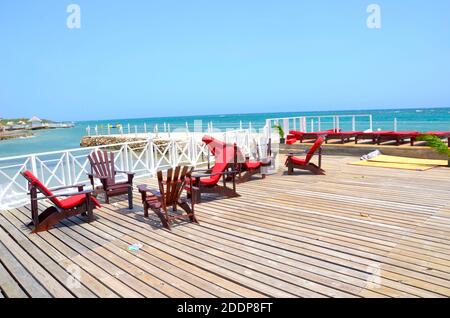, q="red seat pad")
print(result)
[244,160,262,169]
[425,131,450,137]
[290,157,307,165]
[59,194,101,209]
[289,130,304,137]
[288,137,324,166]
[388,131,419,136]
[185,143,235,187]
